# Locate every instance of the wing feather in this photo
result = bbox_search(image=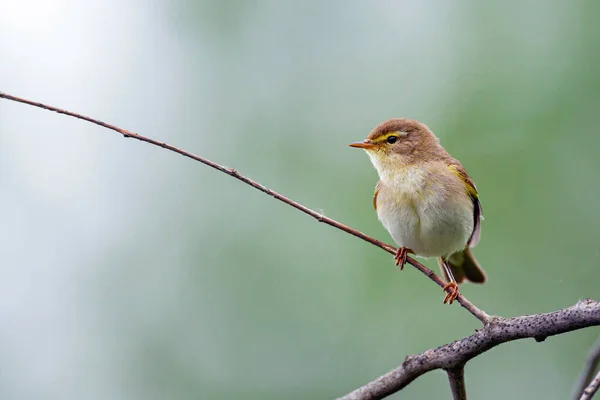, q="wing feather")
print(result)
[373,181,381,210]
[448,164,482,247]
